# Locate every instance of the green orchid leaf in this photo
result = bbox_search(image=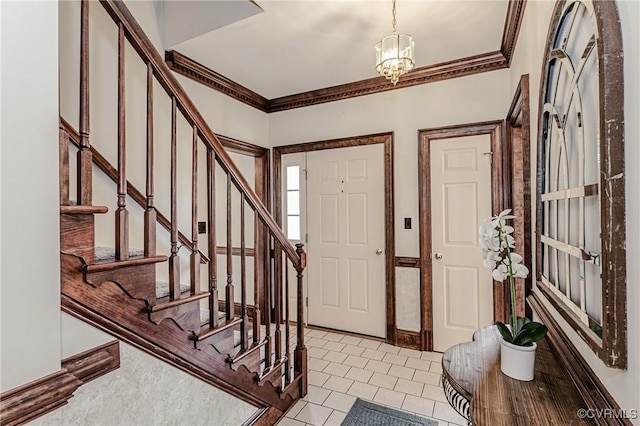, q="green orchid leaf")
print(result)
[516,317,530,333]
[514,322,548,346]
[495,321,514,343]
